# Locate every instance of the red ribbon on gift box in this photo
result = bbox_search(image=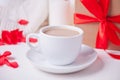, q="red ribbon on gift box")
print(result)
[74,0,120,49]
